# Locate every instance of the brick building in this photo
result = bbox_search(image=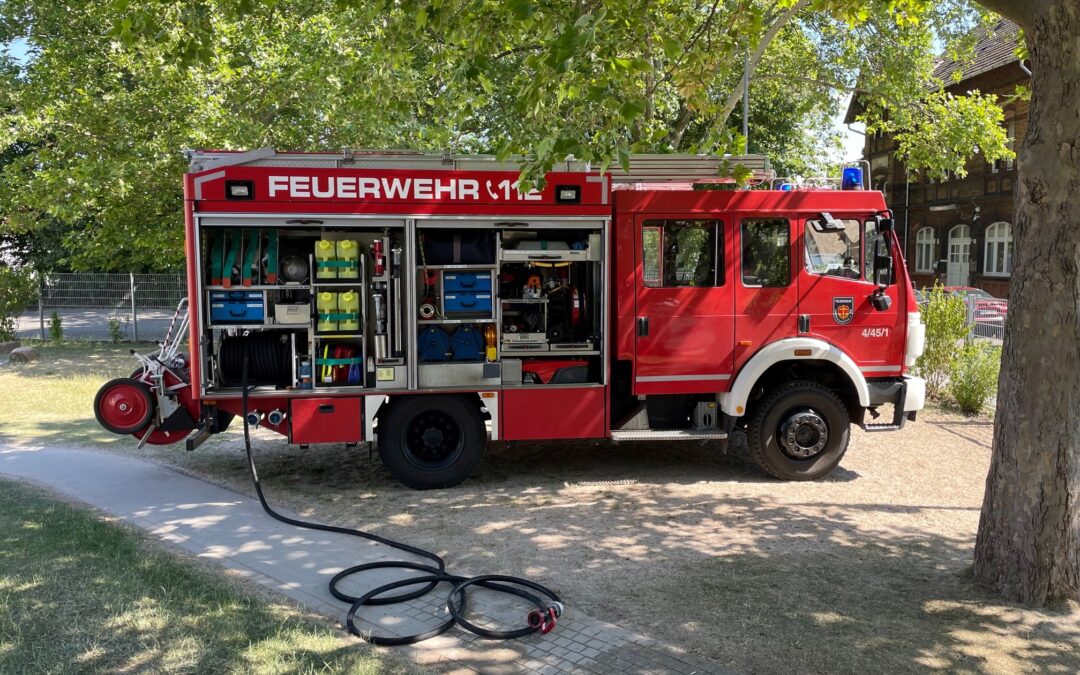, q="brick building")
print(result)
[845,19,1028,298]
